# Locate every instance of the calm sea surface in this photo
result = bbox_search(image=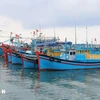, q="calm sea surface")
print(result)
[0,58,100,100]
